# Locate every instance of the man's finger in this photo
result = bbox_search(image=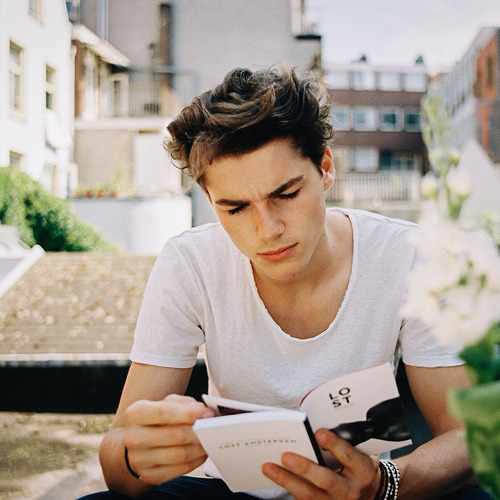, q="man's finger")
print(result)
[125,399,213,426]
[315,428,366,471]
